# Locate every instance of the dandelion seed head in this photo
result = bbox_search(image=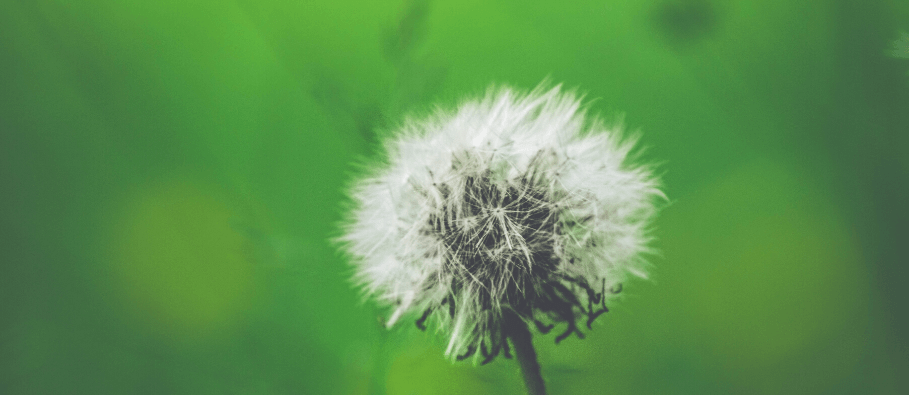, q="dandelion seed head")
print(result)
[339,84,664,362]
